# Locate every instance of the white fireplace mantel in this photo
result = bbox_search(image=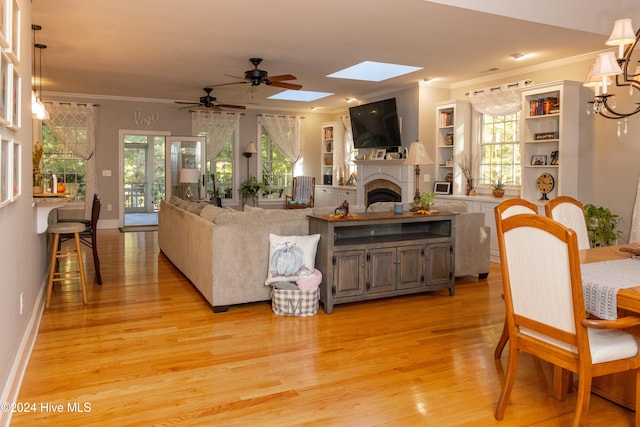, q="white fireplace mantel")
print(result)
[354,159,415,206]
